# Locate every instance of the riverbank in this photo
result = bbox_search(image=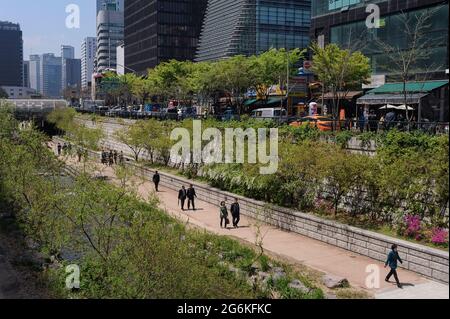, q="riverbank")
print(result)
[0,213,51,299]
